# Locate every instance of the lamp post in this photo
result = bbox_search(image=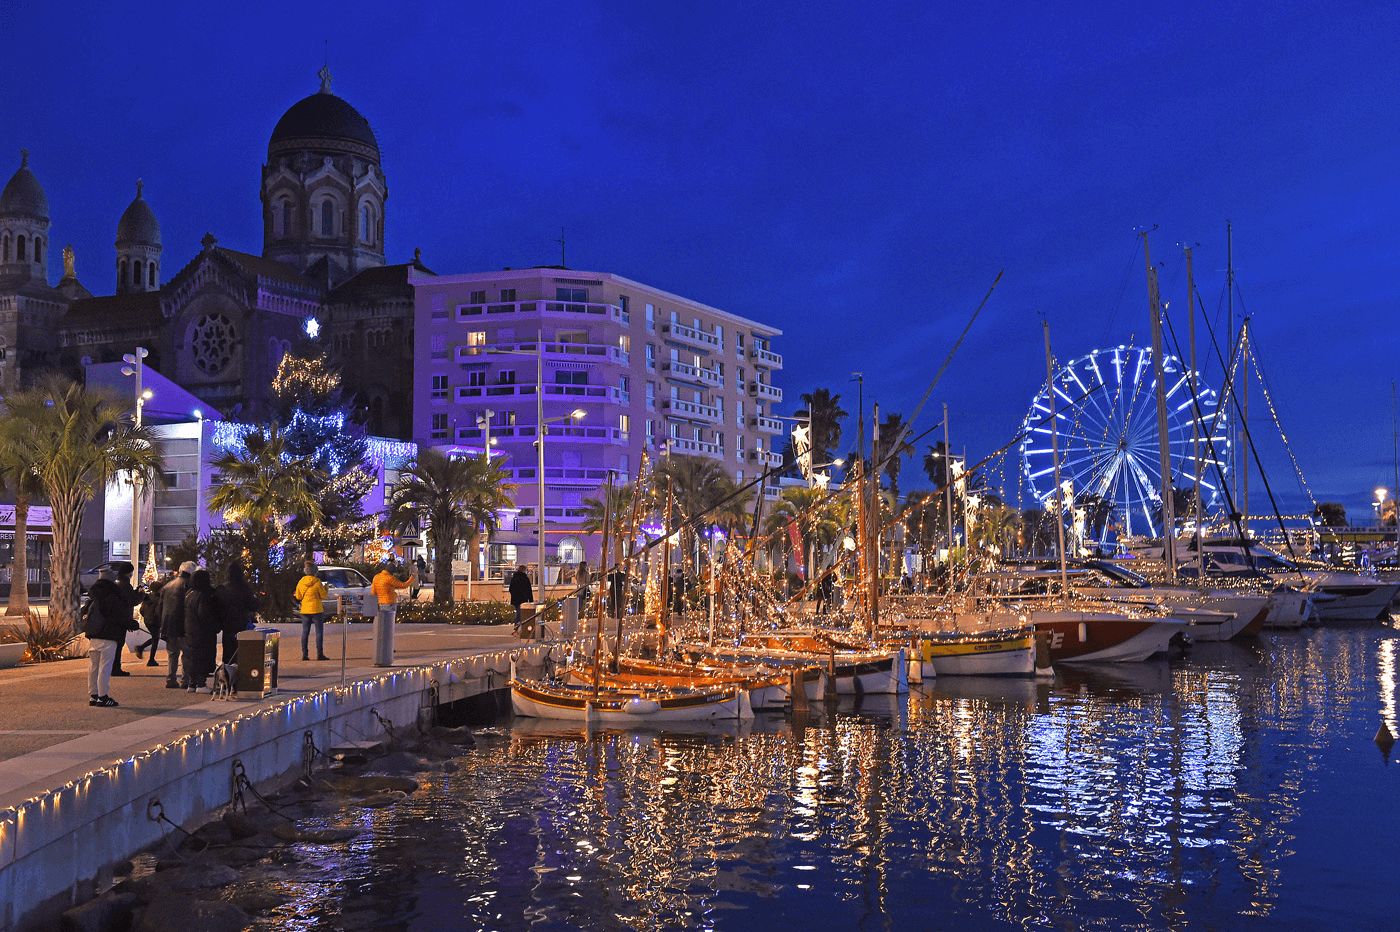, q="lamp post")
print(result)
[192,409,204,549]
[536,406,587,594]
[1375,487,1388,526]
[474,408,496,588]
[121,347,149,577]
